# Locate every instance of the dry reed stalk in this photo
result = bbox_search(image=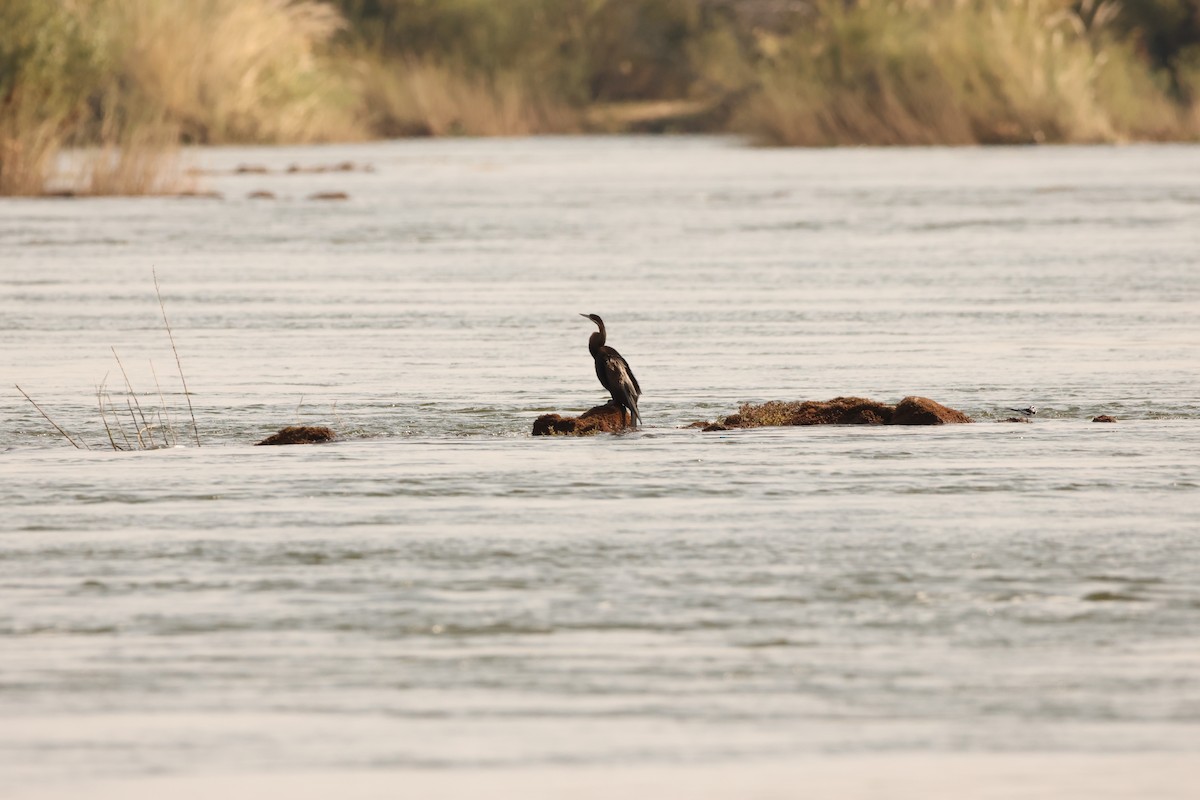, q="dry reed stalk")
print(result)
[96,382,122,451]
[109,346,157,438]
[150,361,176,447]
[15,385,88,449]
[97,375,133,450]
[154,268,200,446]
